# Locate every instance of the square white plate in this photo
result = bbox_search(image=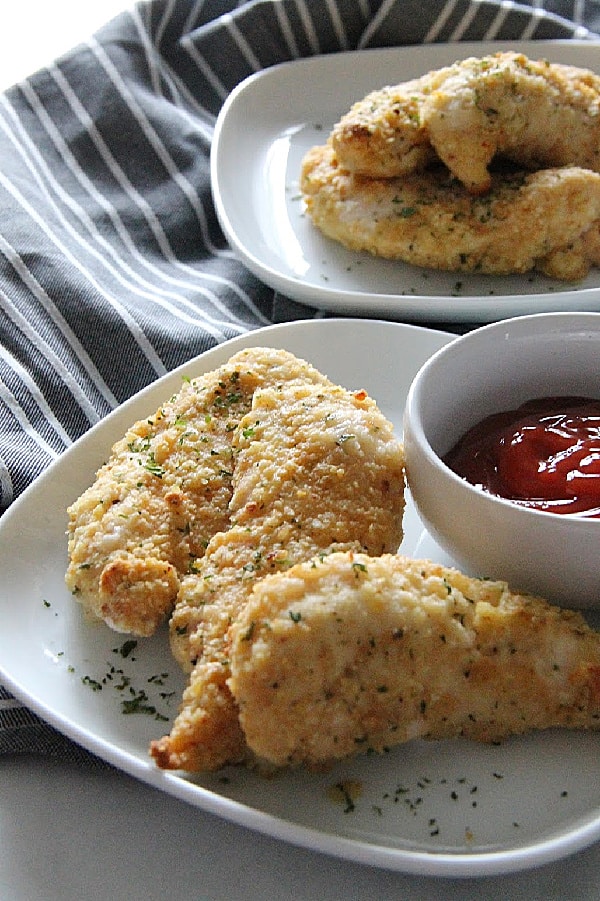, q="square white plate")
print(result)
[2,319,600,877]
[212,41,600,321]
